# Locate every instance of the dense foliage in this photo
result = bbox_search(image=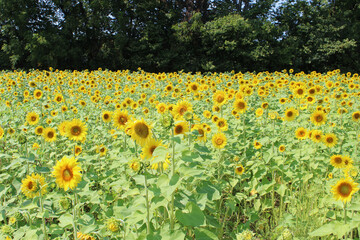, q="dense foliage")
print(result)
[0,0,359,72]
